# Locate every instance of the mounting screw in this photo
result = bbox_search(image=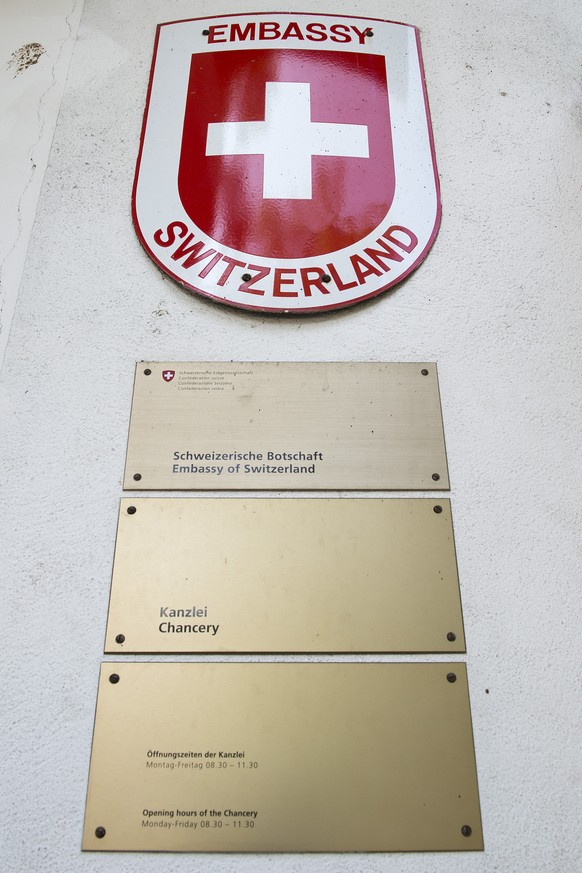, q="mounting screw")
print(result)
[115,634,125,644]
[202,29,210,35]
[242,273,252,282]
[432,473,440,481]
[421,368,429,375]
[447,632,457,642]
[127,506,137,515]
[143,368,151,376]
[321,274,331,283]
[365,28,374,36]
[461,825,472,837]
[447,672,457,683]
[133,473,142,481]
[95,827,106,839]
[433,505,443,514]
[109,674,120,685]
